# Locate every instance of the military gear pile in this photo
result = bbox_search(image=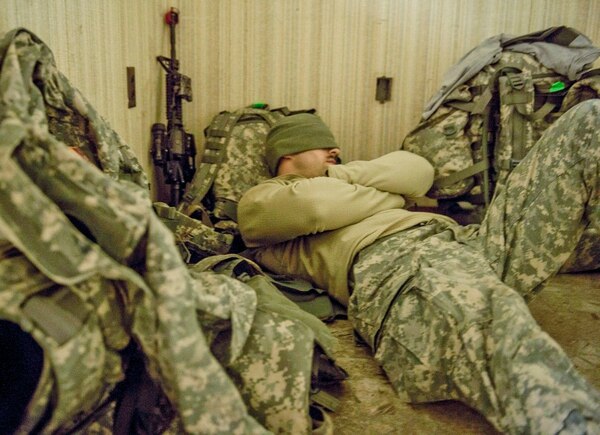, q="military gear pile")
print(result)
[0,27,344,434]
[402,26,600,223]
